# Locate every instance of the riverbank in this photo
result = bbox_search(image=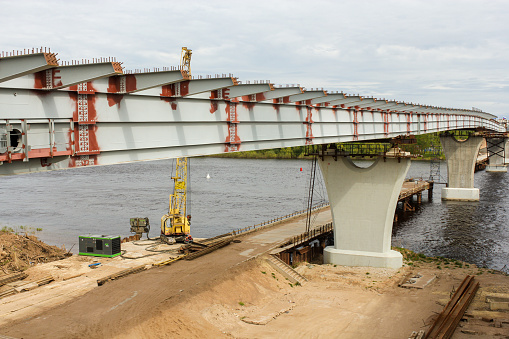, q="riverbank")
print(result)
[1,230,508,337]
